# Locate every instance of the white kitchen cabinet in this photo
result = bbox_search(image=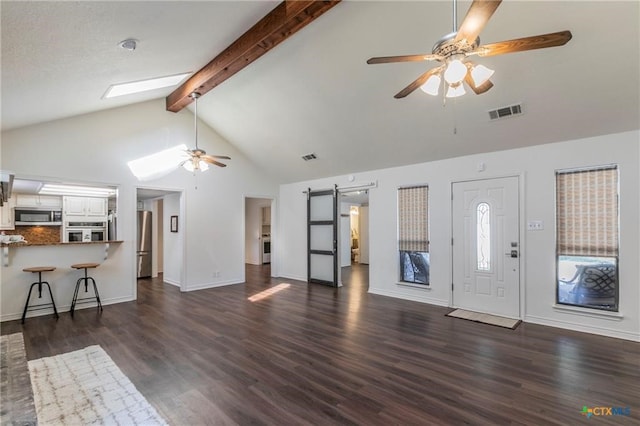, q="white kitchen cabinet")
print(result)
[63,196,108,218]
[64,197,85,215]
[85,197,107,217]
[15,194,62,209]
[0,197,16,230]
